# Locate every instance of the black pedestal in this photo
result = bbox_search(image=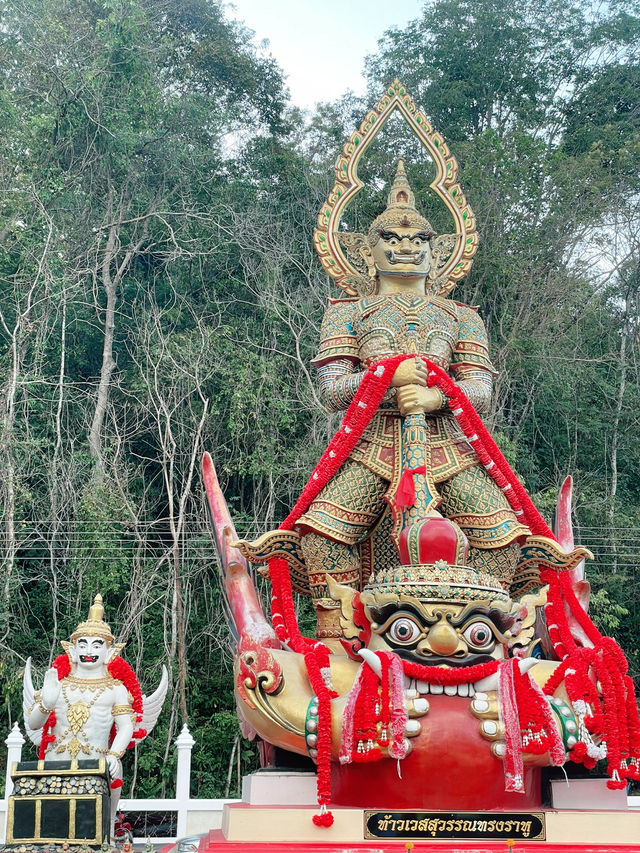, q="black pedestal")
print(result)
[5,759,111,848]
